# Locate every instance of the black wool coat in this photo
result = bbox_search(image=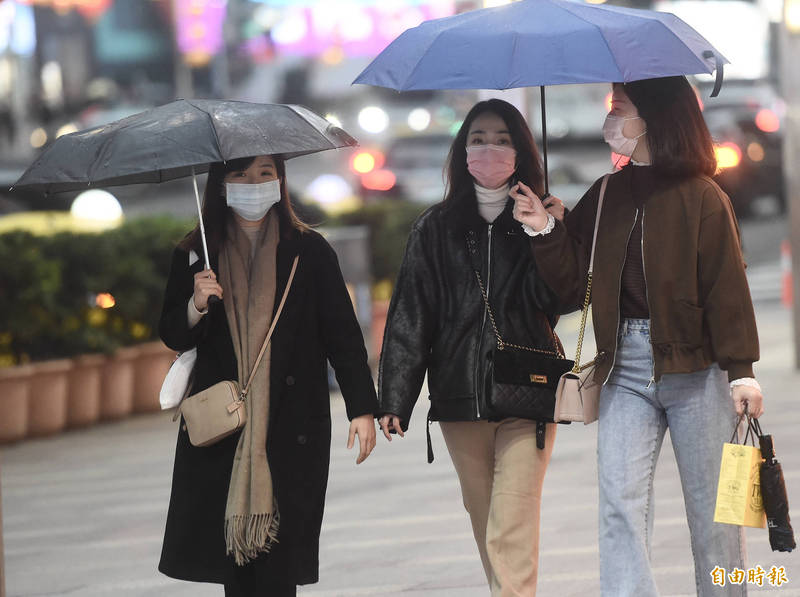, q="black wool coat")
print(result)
[157,226,377,587]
